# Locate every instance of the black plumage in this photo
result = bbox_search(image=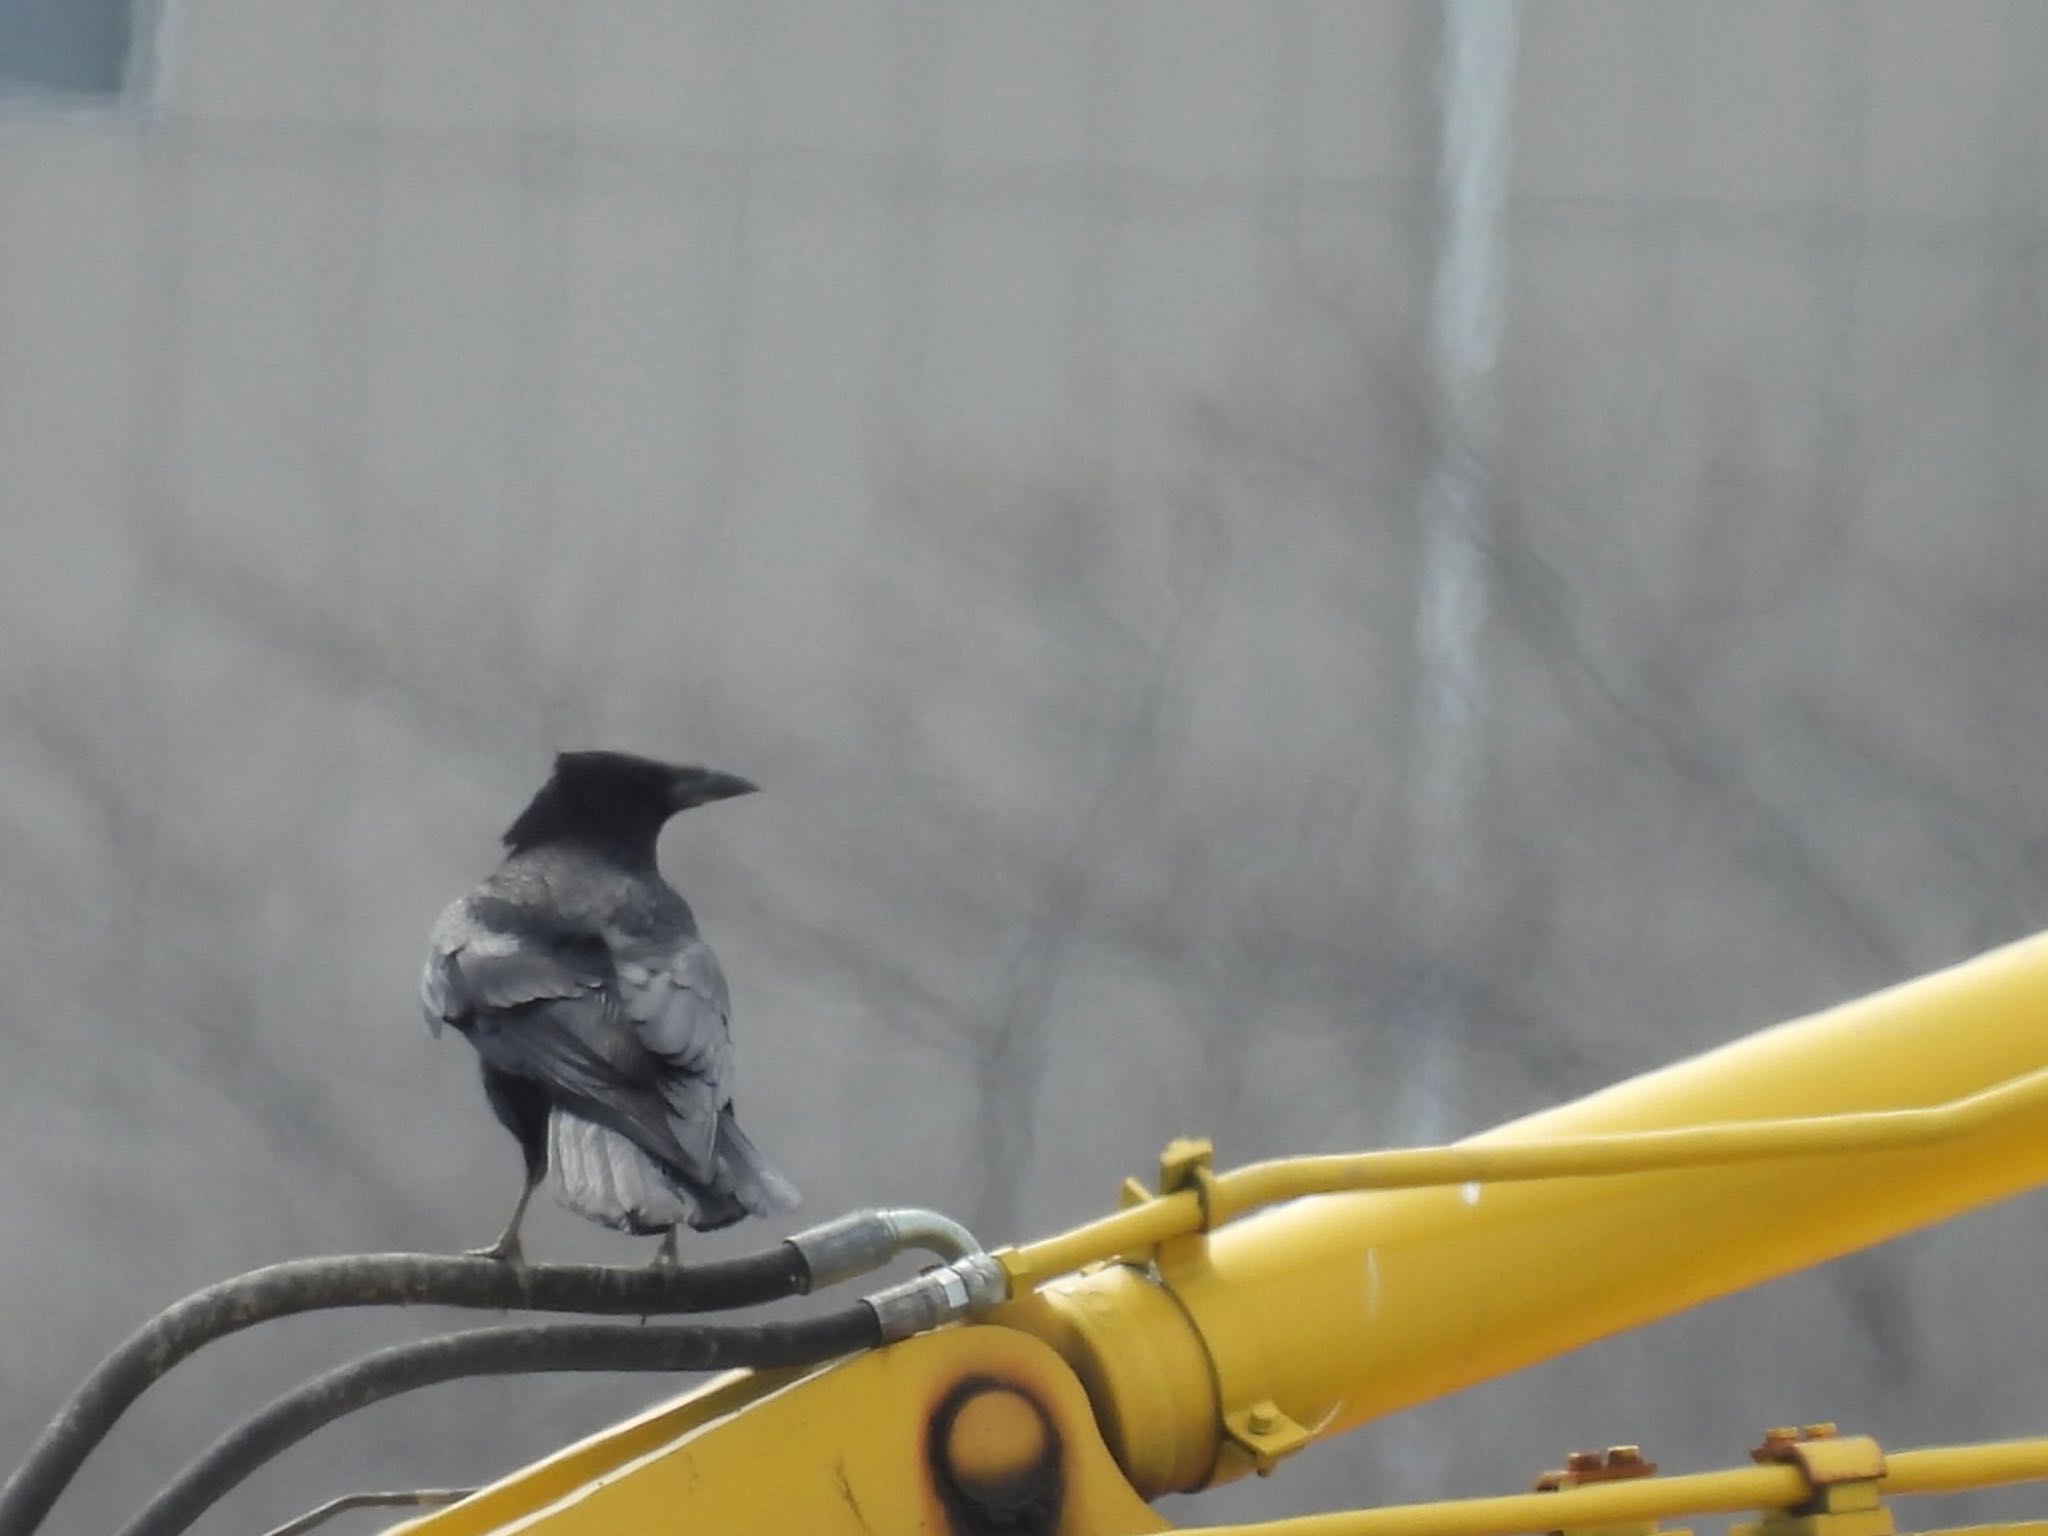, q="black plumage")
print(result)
[421,751,799,1263]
